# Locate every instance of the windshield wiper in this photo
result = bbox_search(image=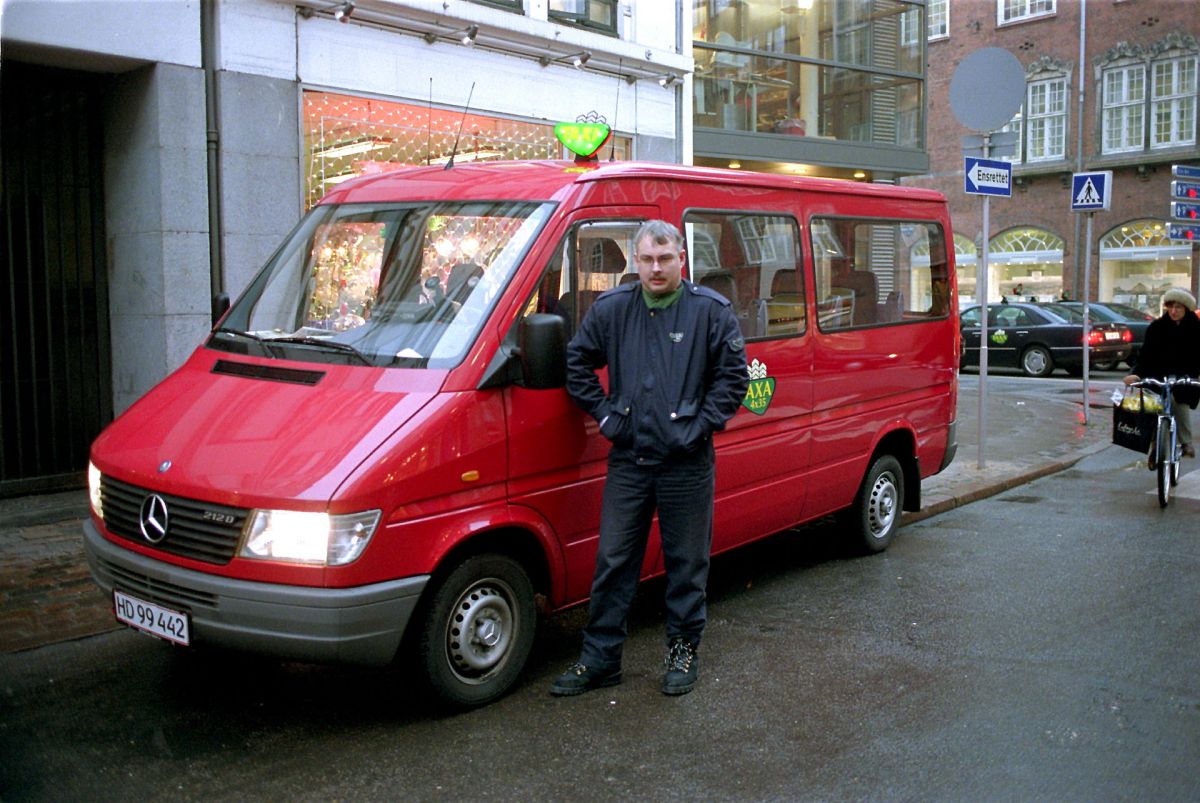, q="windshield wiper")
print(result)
[213,327,279,358]
[267,336,374,366]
